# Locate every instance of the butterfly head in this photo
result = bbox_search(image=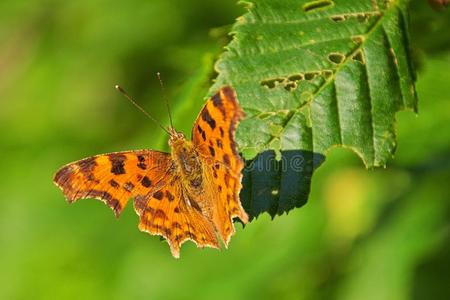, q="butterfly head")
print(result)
[168,127,186,147]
